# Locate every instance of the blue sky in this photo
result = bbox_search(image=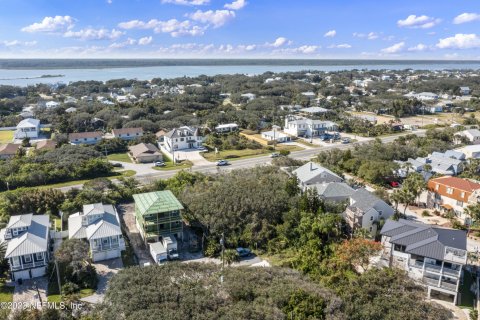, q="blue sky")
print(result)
[0,0,479,59]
